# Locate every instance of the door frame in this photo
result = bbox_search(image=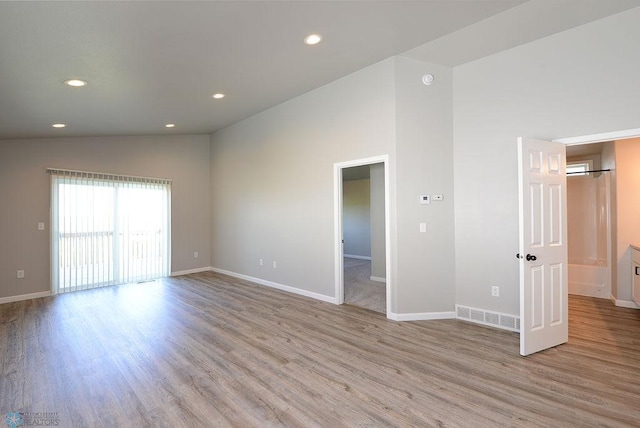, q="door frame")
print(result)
[552,127,640,310]
[517,128,640,355]
[334,155,391,317]
[553,128,640,146]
